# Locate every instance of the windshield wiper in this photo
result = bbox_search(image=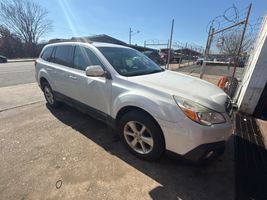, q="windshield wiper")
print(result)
[126,68,163,77]
[143,69,163,75]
